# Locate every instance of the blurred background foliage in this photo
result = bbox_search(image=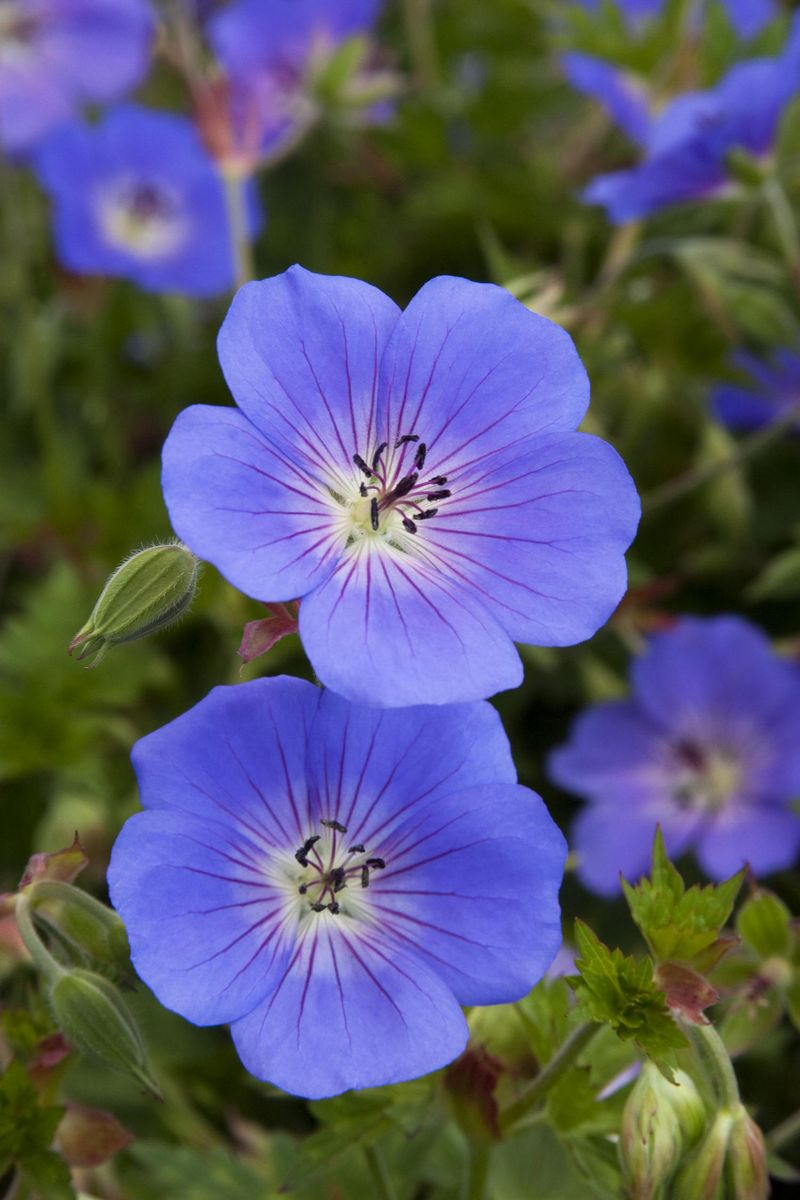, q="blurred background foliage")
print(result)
[3,0,800,1196]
